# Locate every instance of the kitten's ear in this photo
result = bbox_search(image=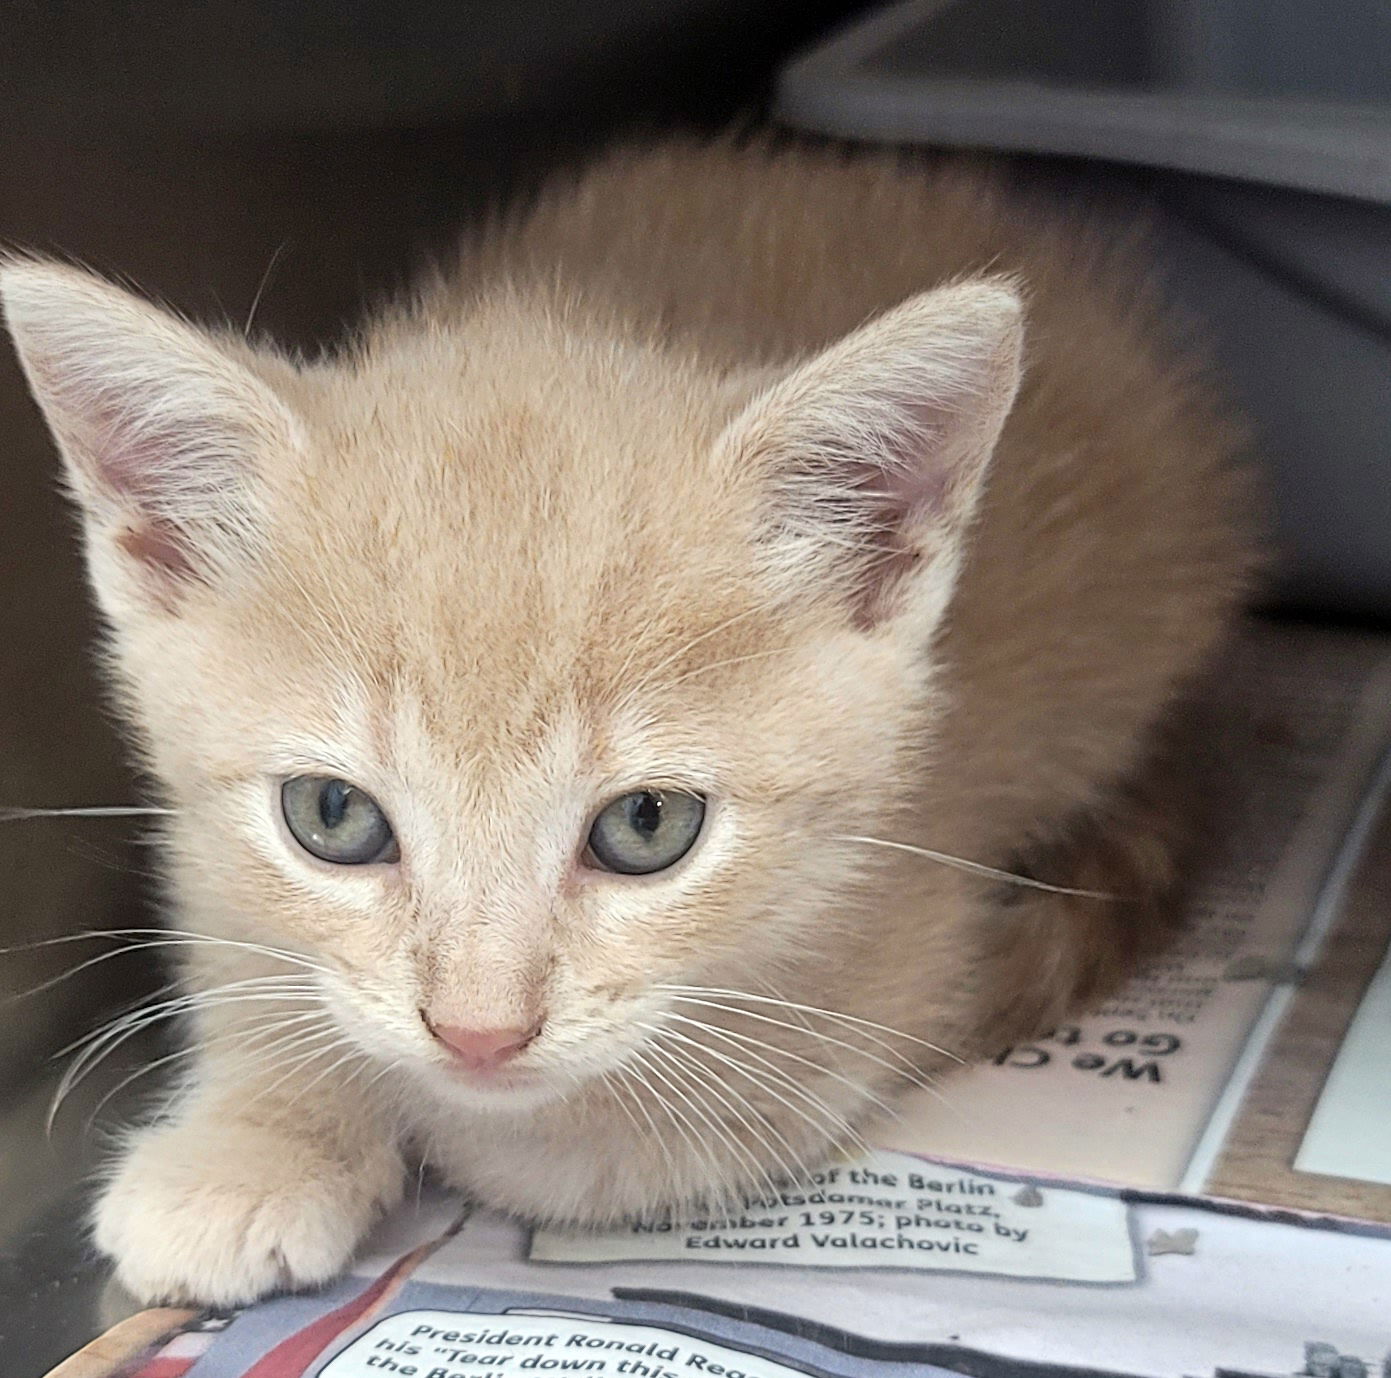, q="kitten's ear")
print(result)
[0,259,300,606]
[721,278,1023,631]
